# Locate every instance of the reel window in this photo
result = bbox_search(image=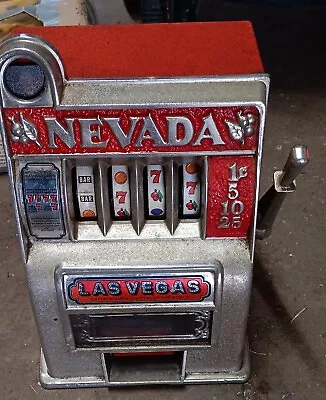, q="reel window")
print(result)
[3,59,46,100]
